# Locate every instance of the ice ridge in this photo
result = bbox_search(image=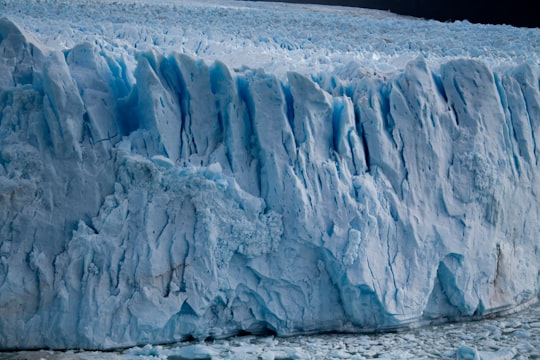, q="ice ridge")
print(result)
[0,18,539,350]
